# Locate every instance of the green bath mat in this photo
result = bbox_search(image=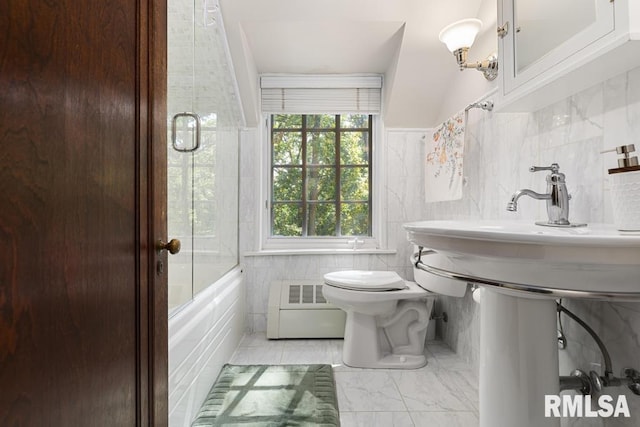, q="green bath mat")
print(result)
[192,364,340,426]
